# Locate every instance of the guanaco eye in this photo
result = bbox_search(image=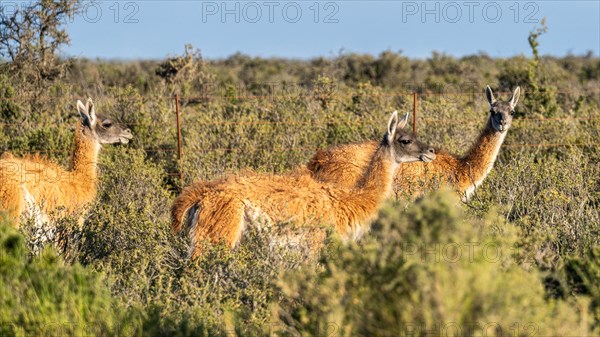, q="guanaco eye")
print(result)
[102,120,113,127]
[399,139,412,145]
